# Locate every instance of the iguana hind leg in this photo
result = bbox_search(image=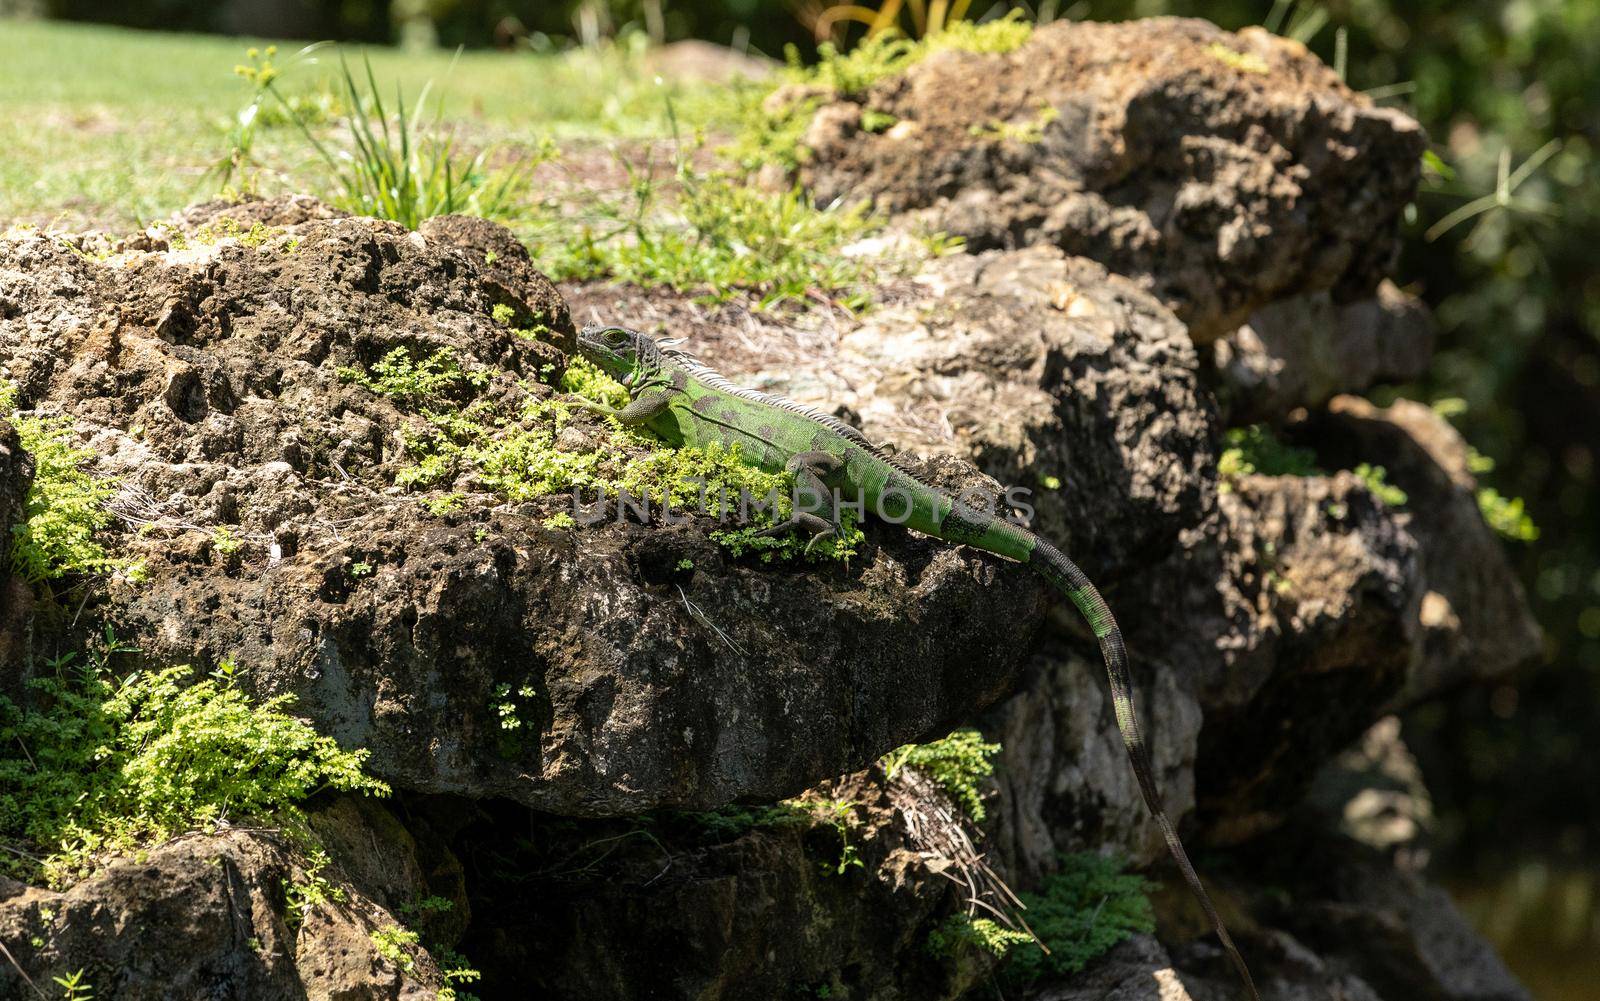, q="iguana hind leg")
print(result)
[757,451,842,553]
